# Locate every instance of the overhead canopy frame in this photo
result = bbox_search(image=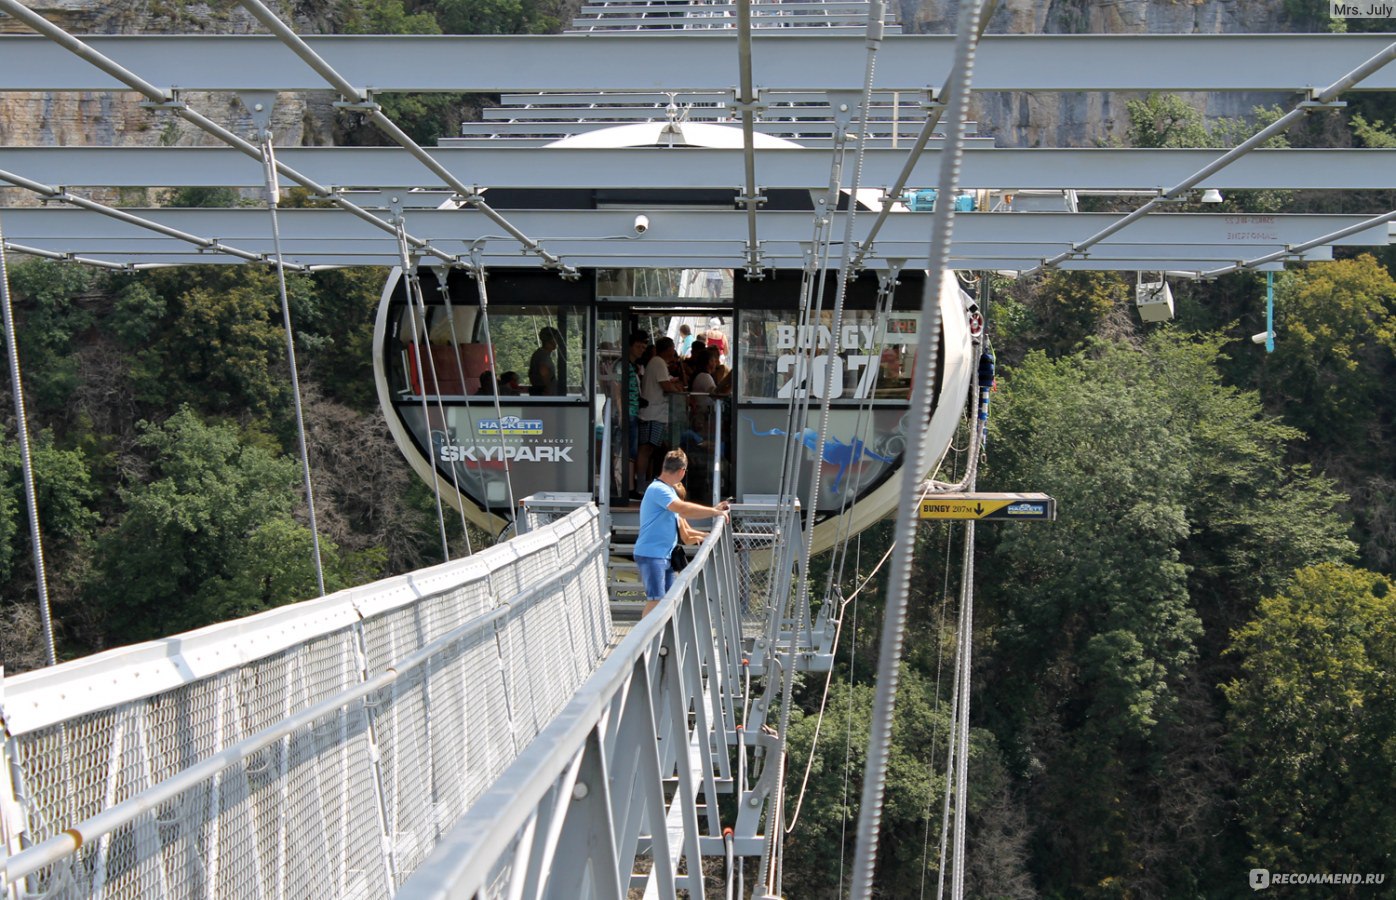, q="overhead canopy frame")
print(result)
[0,17,1393,276]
